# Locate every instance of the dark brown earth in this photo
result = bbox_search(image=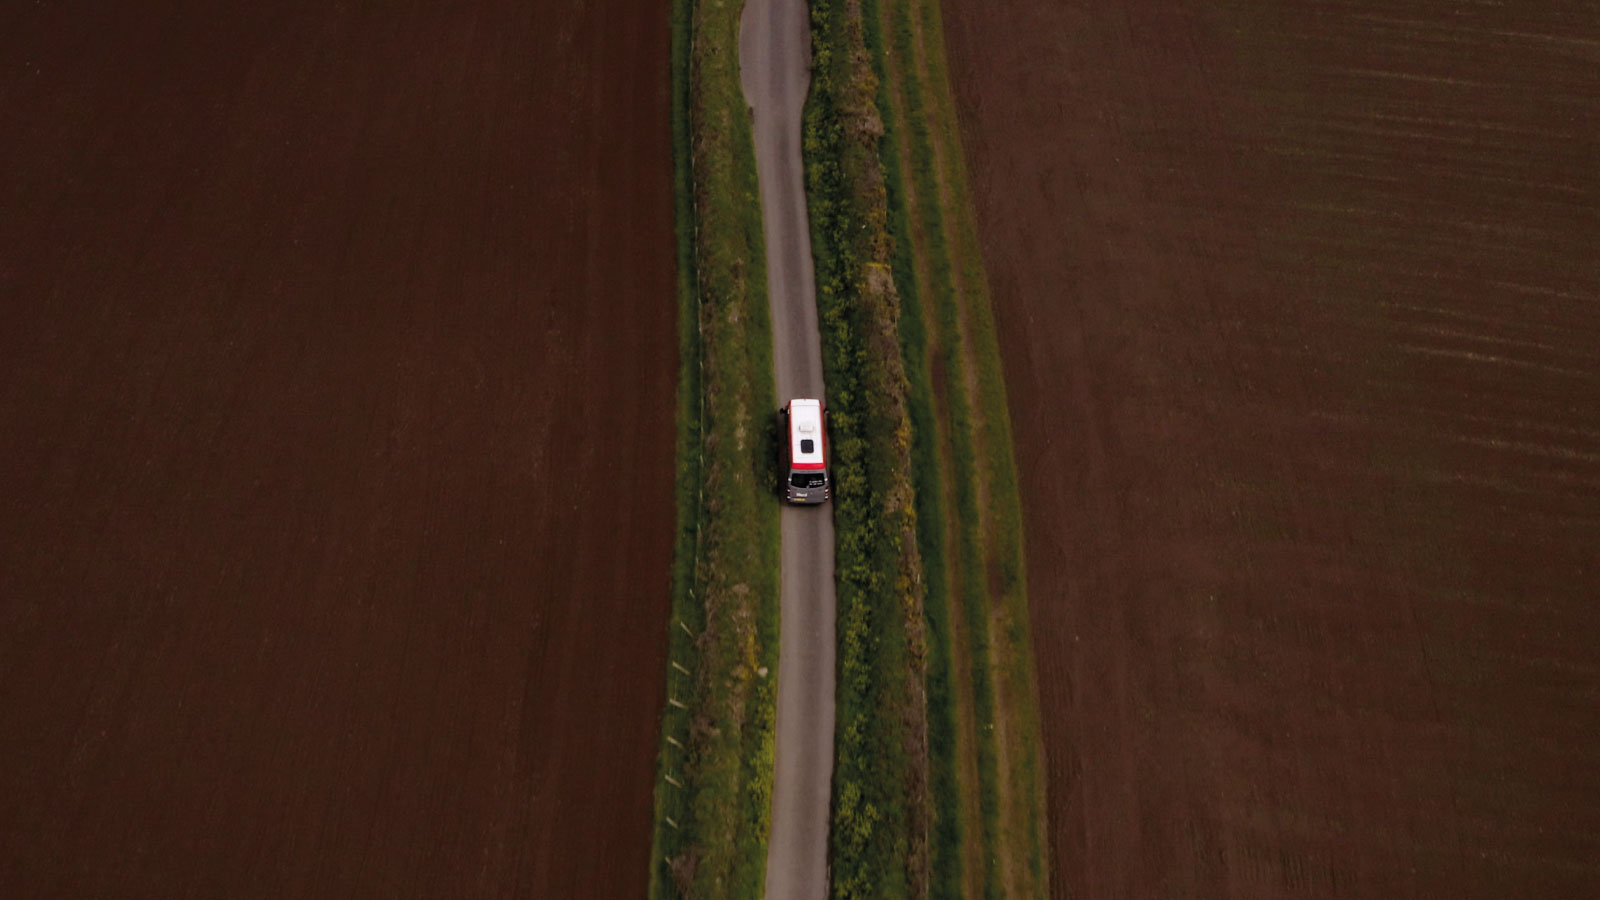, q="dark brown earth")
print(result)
[0,3,672,896]
[942,1,1600,896]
